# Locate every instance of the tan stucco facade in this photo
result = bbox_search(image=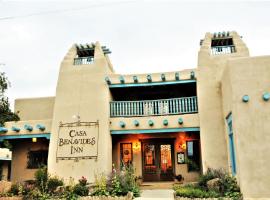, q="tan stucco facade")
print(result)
[1,31,270,199]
